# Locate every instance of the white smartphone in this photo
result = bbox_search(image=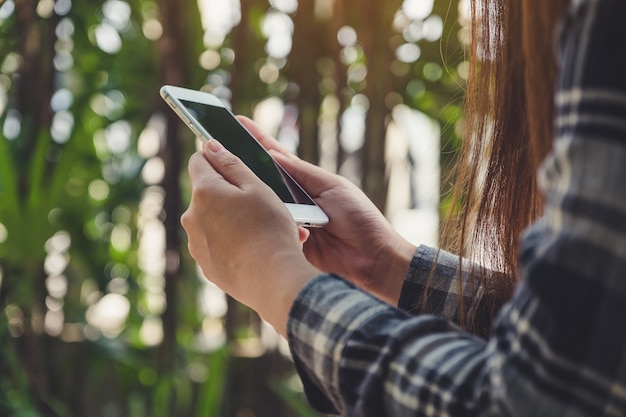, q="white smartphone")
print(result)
[160,85,329,227]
